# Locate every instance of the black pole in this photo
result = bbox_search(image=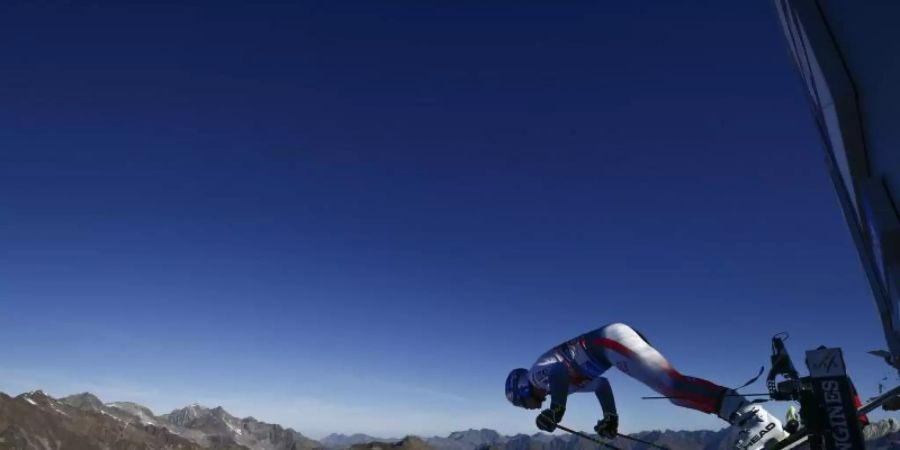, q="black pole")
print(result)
[642,393,770,400]
[554,424,622,450]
